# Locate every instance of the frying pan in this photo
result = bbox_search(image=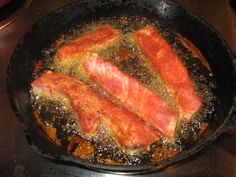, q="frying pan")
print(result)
[7,0,236,174]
